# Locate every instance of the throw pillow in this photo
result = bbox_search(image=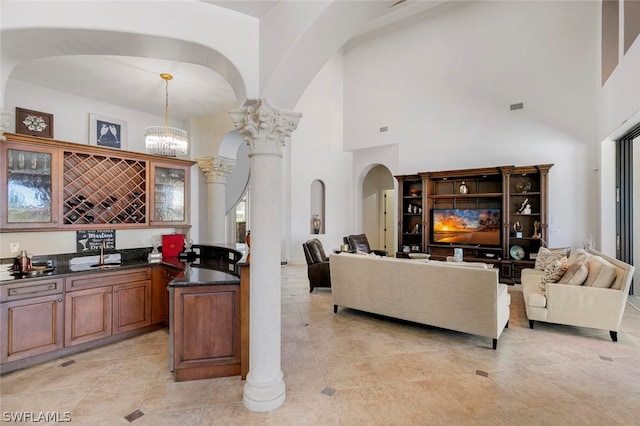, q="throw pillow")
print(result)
[583,255,617,288]
[534,247,571,271]
[557,253,589,285]
[567,248,587,264]
[539,256,569,290]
